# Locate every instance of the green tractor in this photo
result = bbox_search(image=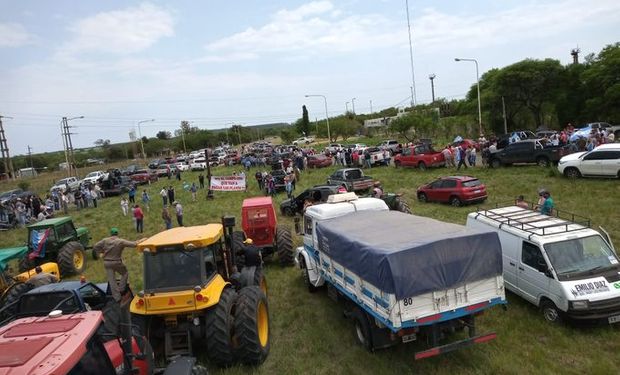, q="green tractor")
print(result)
[10,217,92,276]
